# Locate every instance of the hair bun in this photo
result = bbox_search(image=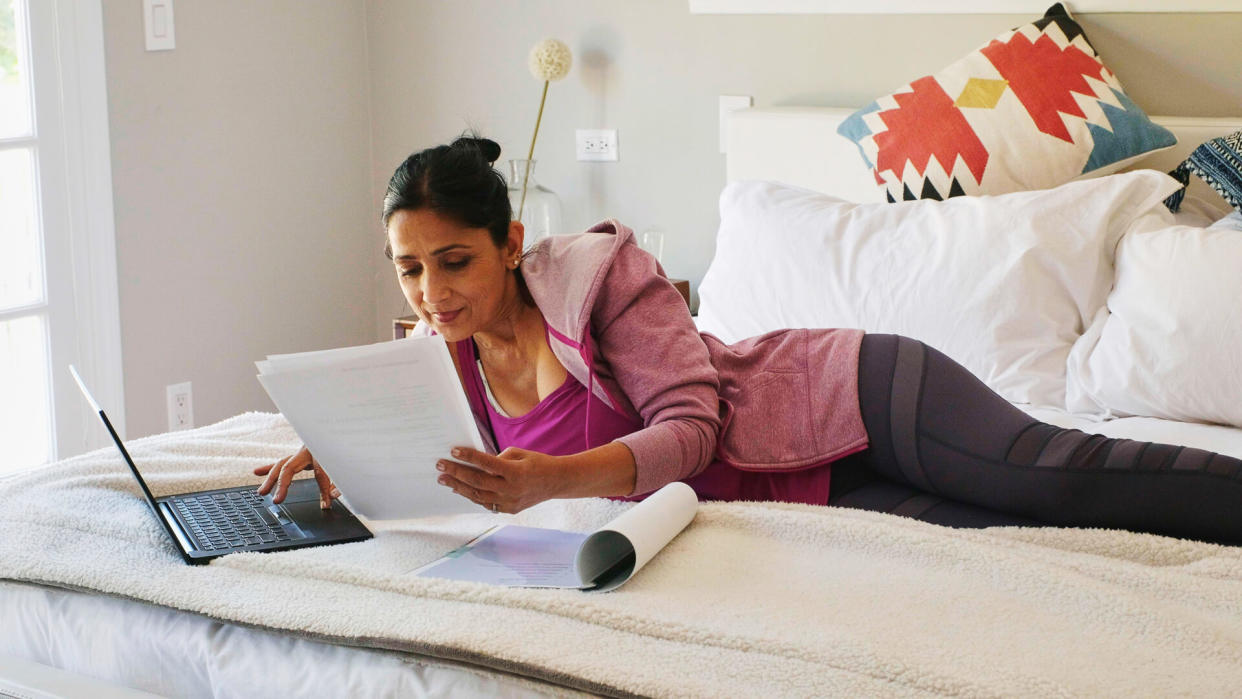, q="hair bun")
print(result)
[453,136,502,165]
[475,138,502,165]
